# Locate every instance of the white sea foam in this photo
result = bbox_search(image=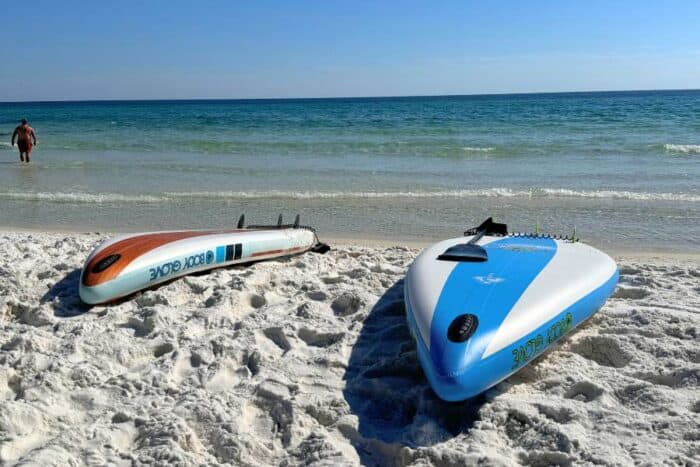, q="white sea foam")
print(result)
[165,189,515,200]
[461,146,495,152]
[532,188,700,202]
[664,144,700,154]
[0,142,13,150]
[1,188,697,204]
[160,188,700,202]
[0,192,164,203]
